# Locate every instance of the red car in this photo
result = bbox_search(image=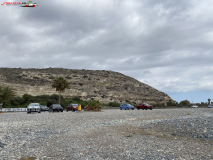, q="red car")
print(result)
[66,104,78,112]
[137,103,153,110]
